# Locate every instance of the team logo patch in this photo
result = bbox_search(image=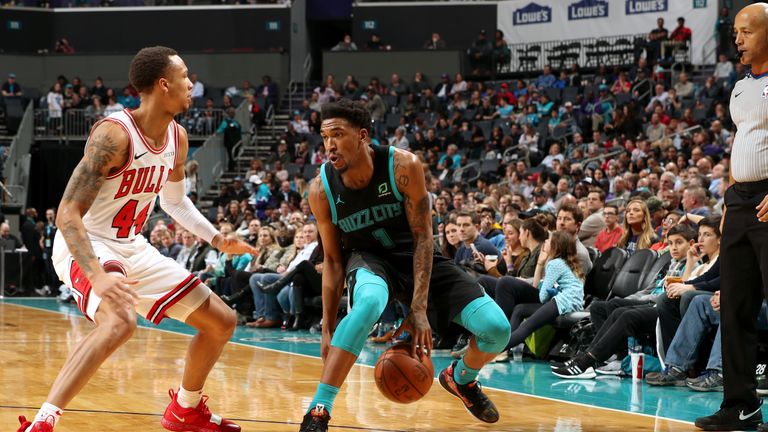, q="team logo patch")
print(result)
[762,85,768,99]
[378,183,390,196]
